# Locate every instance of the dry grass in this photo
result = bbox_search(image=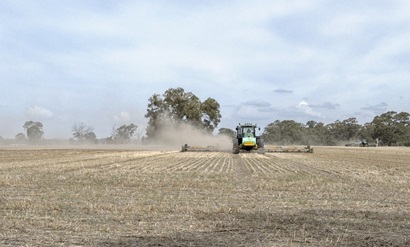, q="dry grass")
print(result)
[0,146,409,246]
